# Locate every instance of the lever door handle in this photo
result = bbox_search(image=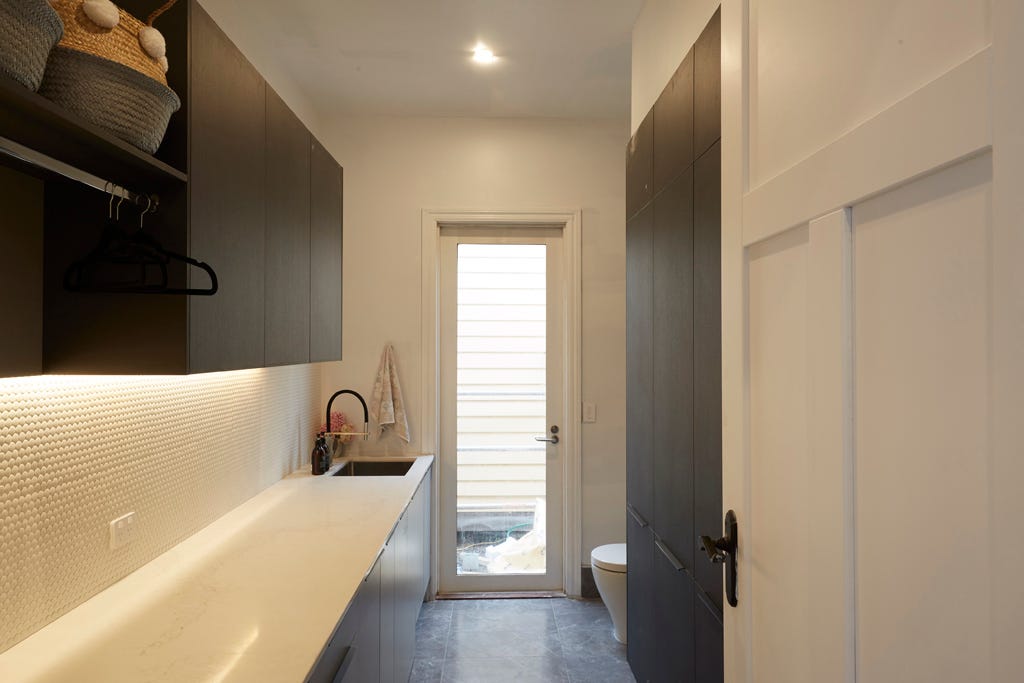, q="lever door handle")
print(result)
[535,425,559,444]
[699,535,729,563]
[699,510,738,607]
